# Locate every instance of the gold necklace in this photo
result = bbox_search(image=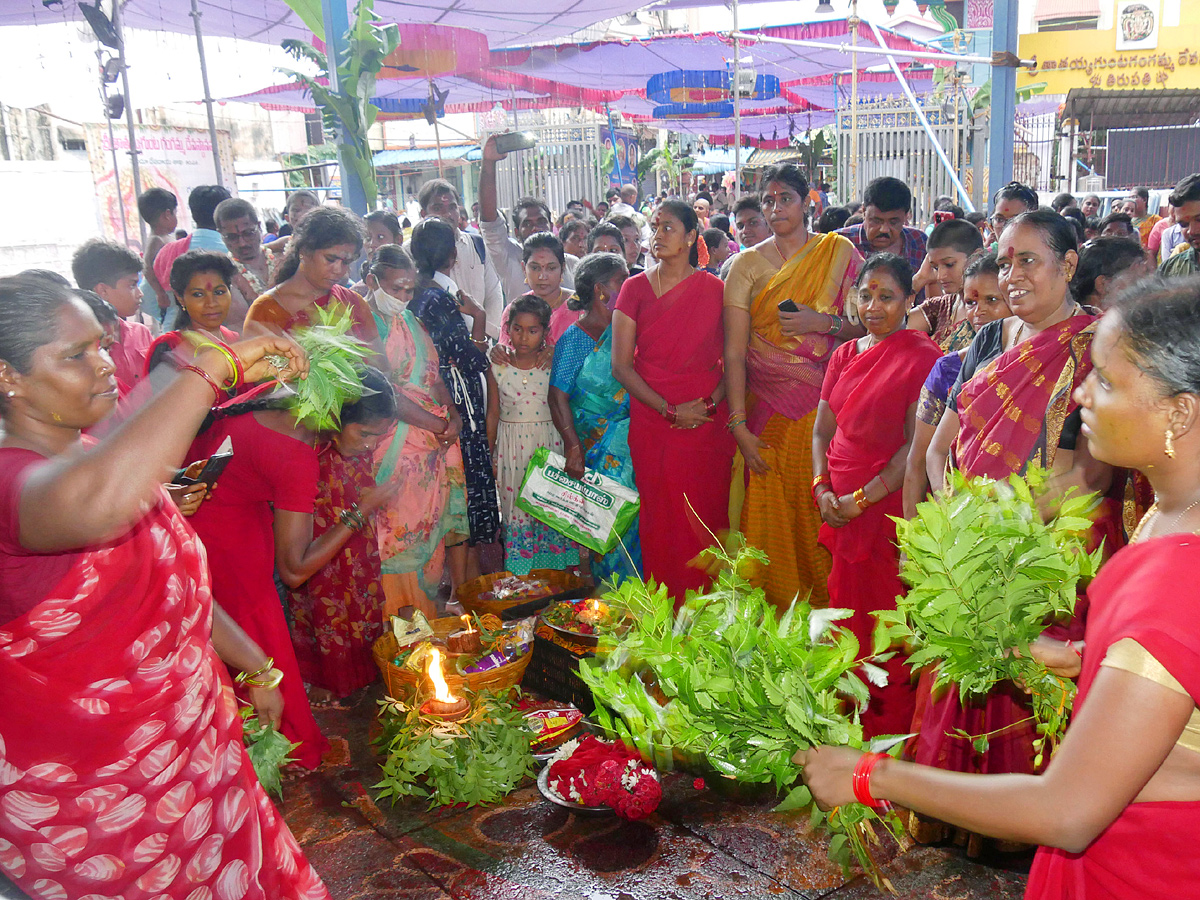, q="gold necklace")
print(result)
[1131,497,1200,543]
